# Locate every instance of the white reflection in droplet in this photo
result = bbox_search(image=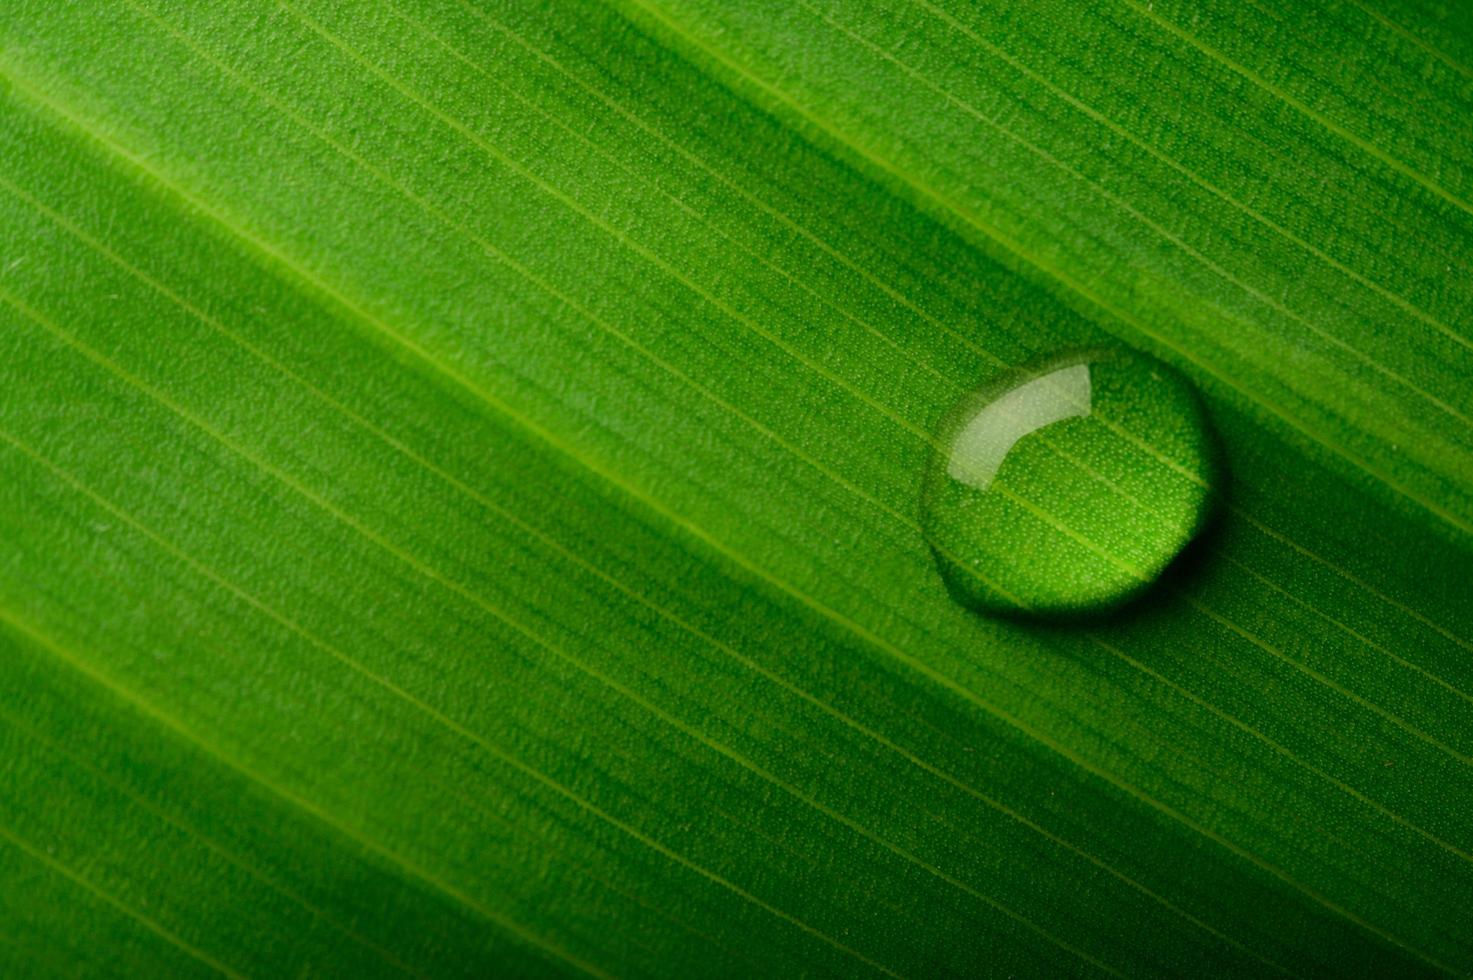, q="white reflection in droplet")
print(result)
[945,363,1092,490]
